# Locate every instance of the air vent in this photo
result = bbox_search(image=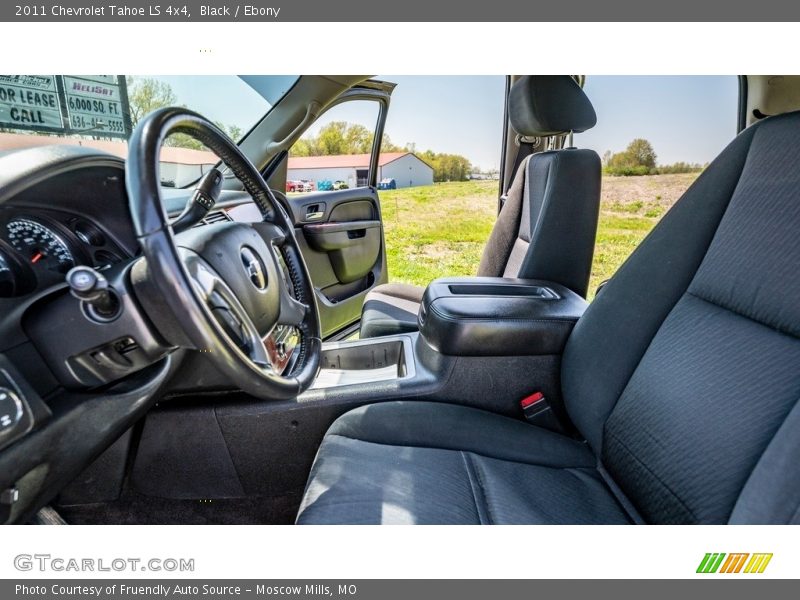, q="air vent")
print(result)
[193,210,232,227]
